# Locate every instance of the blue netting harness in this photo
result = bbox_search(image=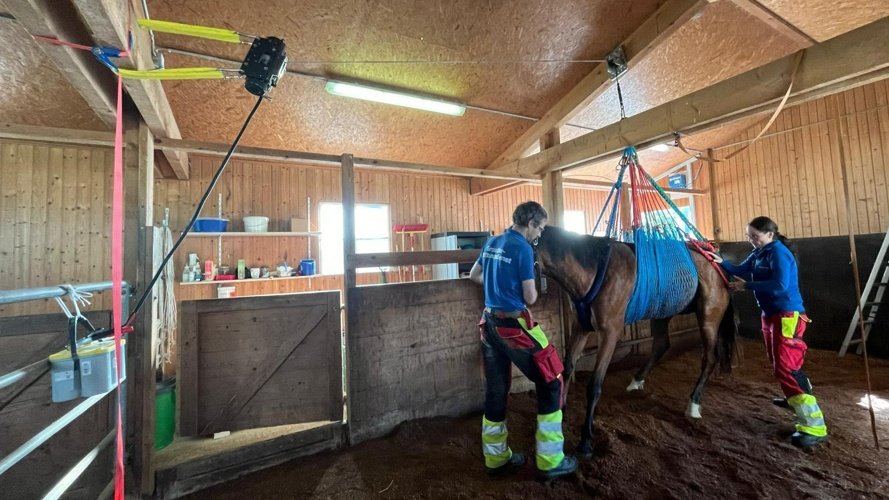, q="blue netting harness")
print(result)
[594,147,704,325]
